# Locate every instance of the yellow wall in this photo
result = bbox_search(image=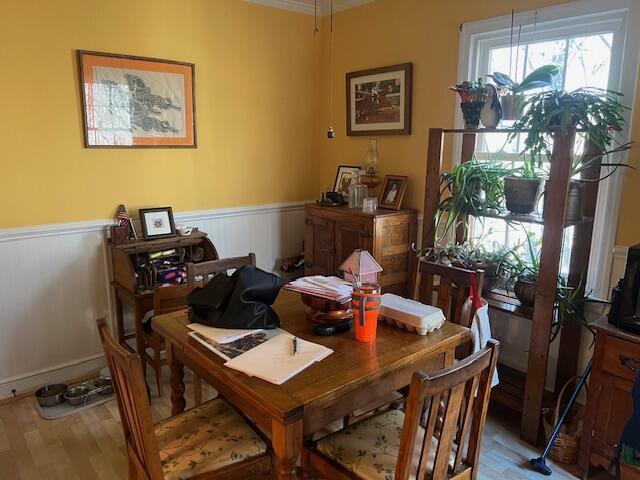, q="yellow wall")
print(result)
[0,0,321,228]
[314,0,640,246]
